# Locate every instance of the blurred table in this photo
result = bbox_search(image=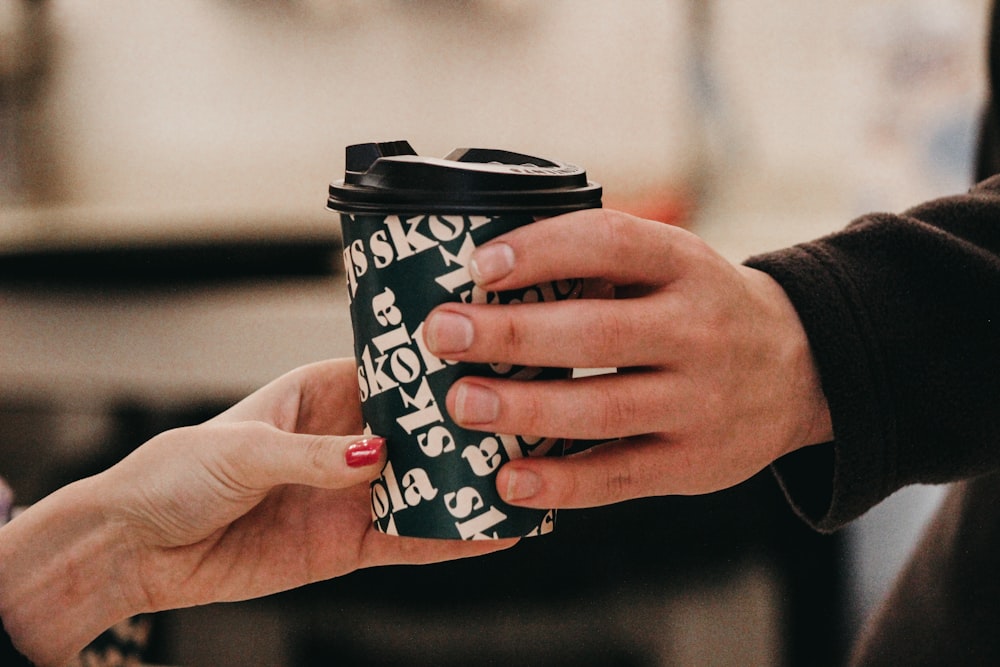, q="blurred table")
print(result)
[0,276,354,408]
